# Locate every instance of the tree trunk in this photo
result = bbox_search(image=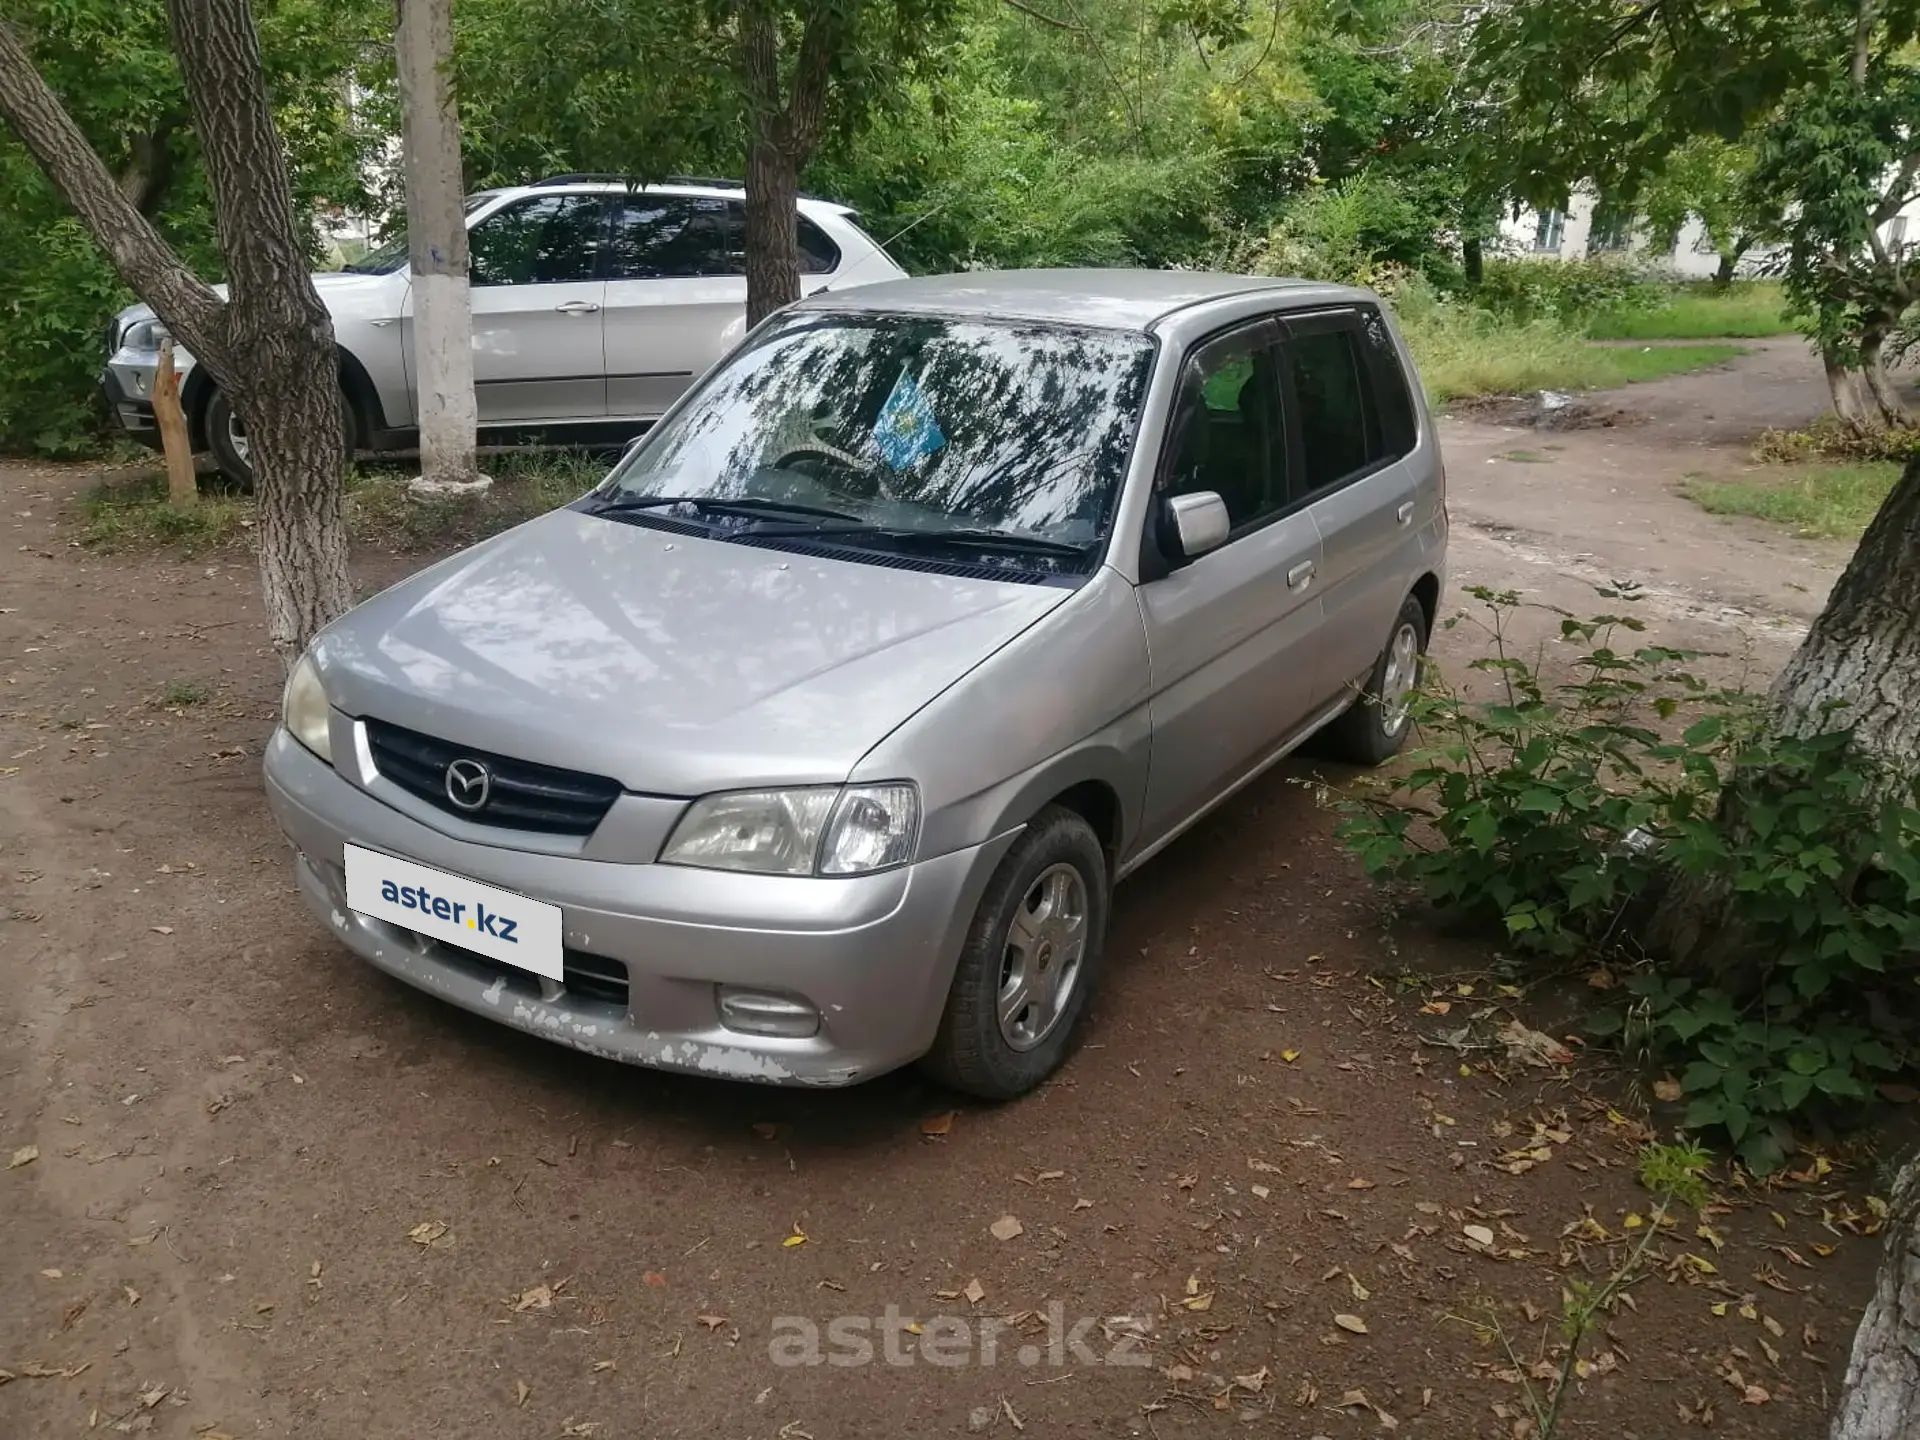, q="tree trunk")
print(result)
[1827,353,1887,436]
[1713,251,1736,290]
[744,131,801,327]
[1860,330,1912,430]
[0,5,352,662]
[1829,1154,1920,1439]
[163,0,351,663]
[1462,235,1484,287]
[396,0,478,489]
